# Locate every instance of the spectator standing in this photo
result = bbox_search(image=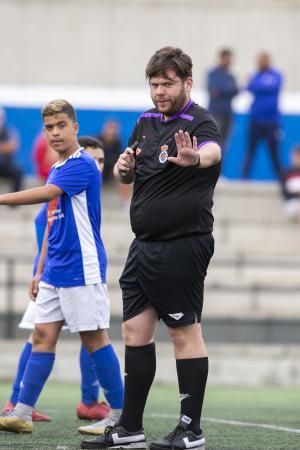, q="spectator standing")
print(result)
[98,119,133,208]
[242,52,283,180]
[207,49,239,149]
[0,107,23,192]
[97,120,122,183]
